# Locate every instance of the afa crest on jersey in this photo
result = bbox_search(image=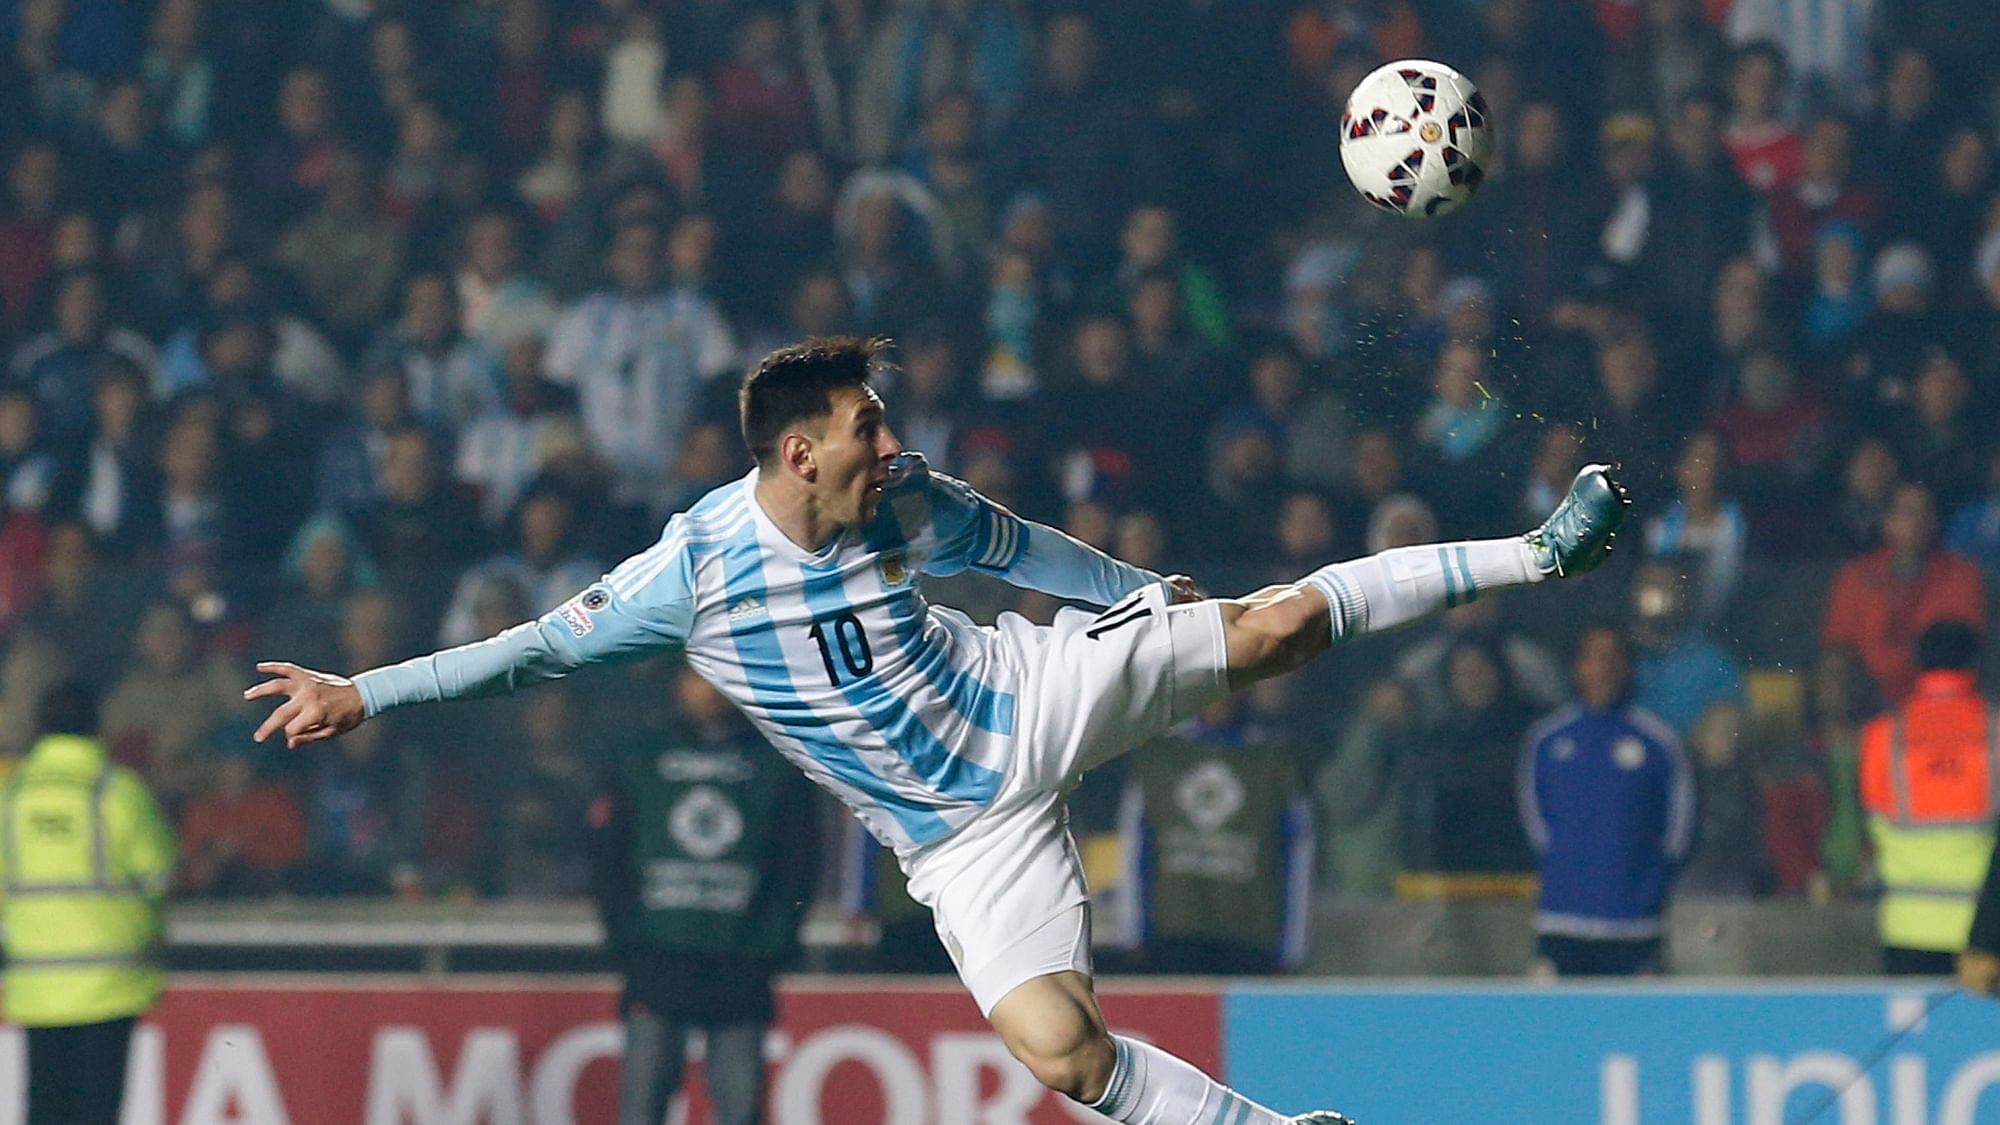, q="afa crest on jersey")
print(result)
[879,551,909,587]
